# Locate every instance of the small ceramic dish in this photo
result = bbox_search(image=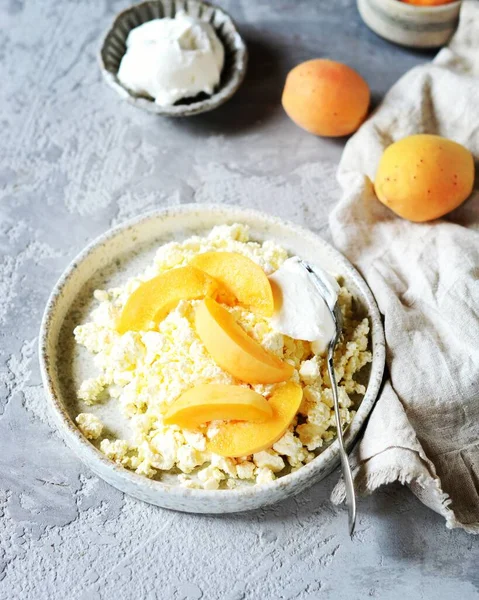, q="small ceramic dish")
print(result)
[100,0,248,116]
[39,204,385,514]
[357,0,461,48]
